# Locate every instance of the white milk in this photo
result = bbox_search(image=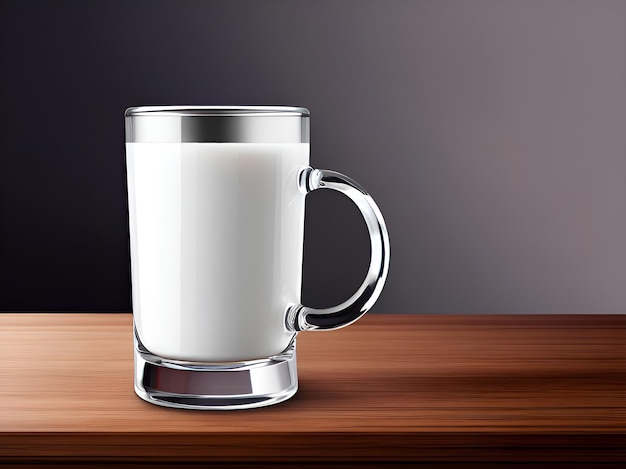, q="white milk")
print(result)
[126,143,309,362]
